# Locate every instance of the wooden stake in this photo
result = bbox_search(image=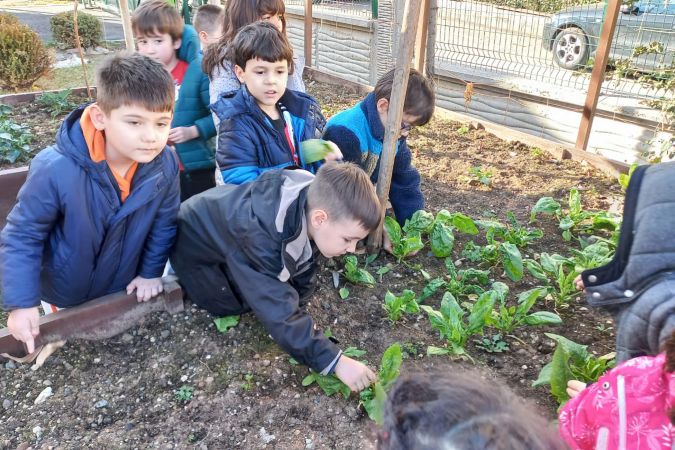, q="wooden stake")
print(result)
[304,0,313,67]
[367,0,424,251]
[119,0,135,51]
[413,0,431,75]
[575,0,621,150]
[73,0,93,99]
